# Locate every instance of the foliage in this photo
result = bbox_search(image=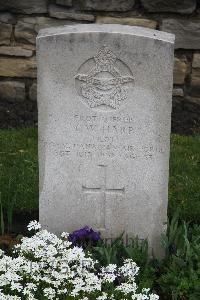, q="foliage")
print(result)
[84,214,200,300]
[158,213,200,300]
[0,222,158,300]
[0,215,199,300]
[88,234,155,291]
[0,193,5,235]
